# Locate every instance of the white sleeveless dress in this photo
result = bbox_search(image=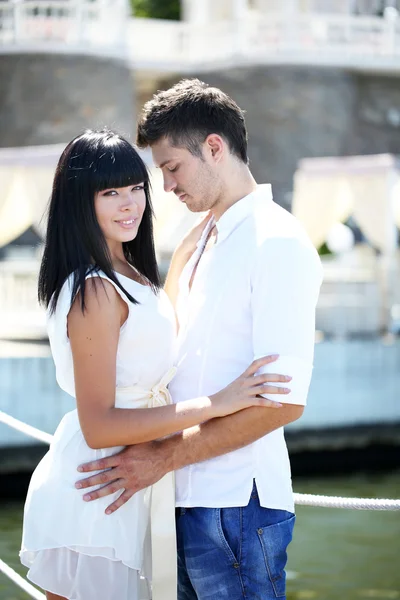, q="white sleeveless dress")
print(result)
[20,271,177,600]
